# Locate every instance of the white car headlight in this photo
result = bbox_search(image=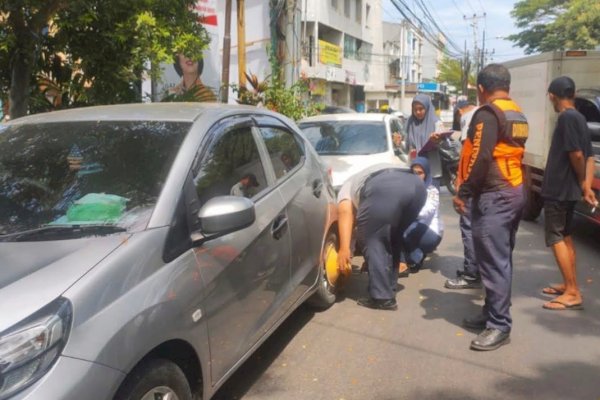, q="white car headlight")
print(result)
[0,297,72,399]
